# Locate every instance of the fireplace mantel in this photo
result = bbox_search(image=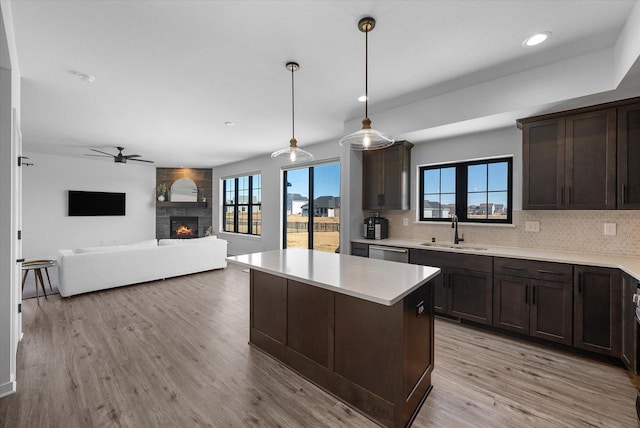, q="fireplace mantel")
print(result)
[157,201,208,208]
